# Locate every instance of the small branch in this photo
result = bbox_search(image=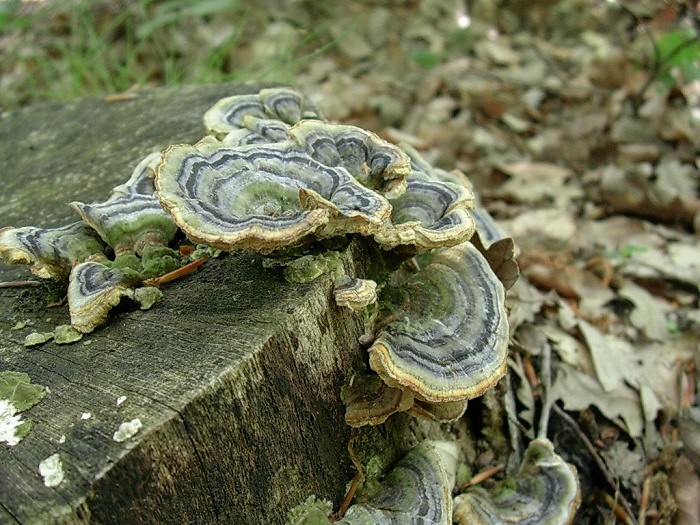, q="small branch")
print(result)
[142,257,208,286]
[537,340,553,440]
[0,280,42,288]
[553,404,638,525]
[457,463,505,492]
[638,475,651,525]
[502,368,523,472]
[329,437,363,521]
